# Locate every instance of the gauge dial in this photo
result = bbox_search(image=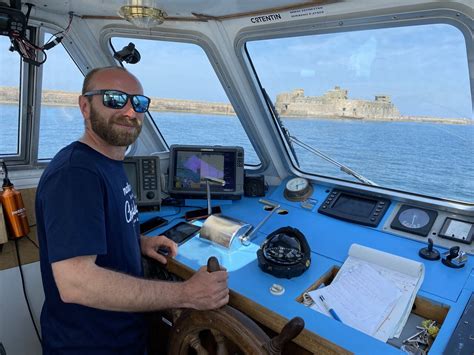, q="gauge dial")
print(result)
[284,177,313,202]
[390,204,438,237]
[399,208,430,229]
